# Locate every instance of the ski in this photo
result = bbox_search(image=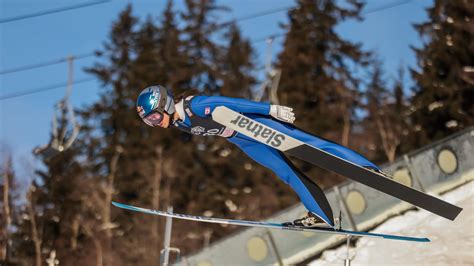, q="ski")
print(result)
[212,106,462,221]
[112,201,429,242]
